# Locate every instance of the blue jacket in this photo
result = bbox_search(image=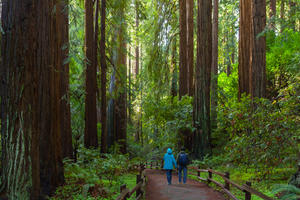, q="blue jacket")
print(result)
[163,148,177,170]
